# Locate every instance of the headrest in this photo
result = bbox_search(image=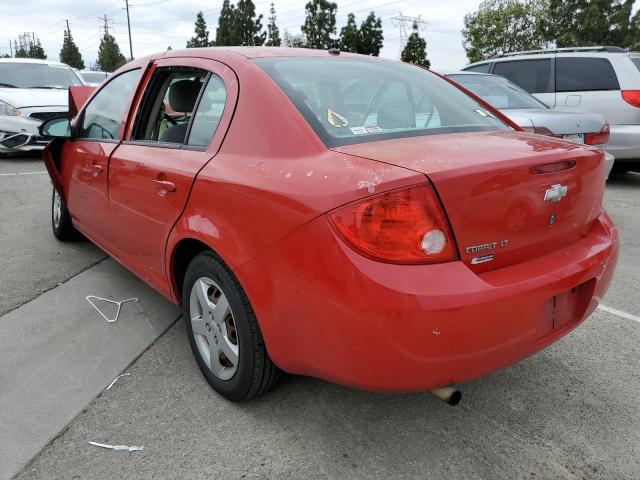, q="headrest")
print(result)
[168,79,202,113]
[377,101,416,130]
